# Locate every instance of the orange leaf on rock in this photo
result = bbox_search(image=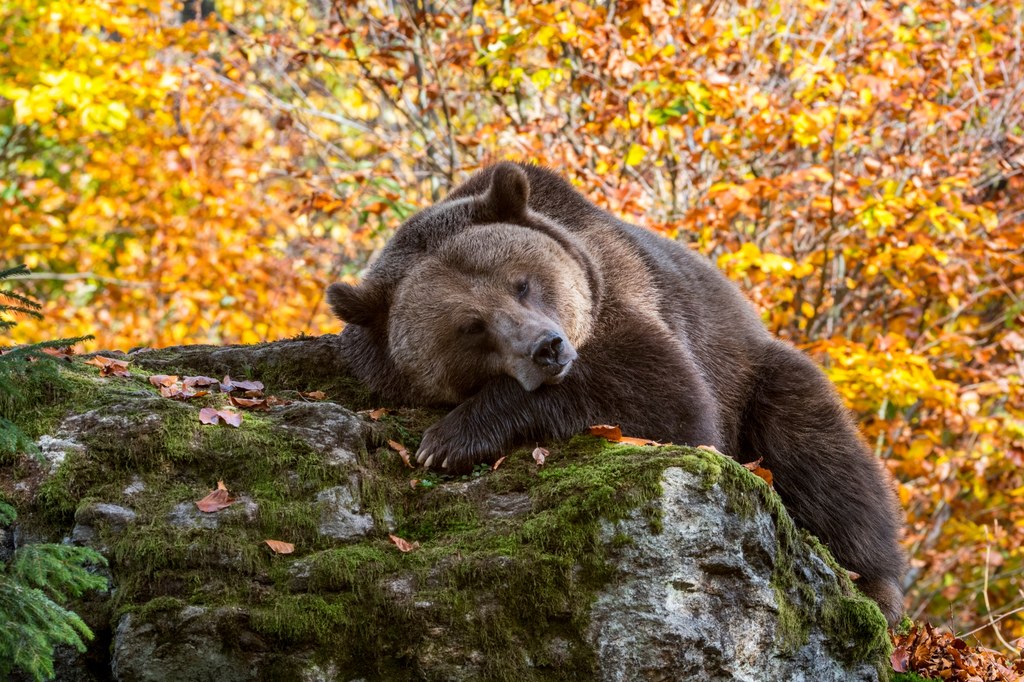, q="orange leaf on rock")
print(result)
[228,394,269,410]
[220,375,264,394]
[369,407,389,420]
[742,457,774,486]
[264,539,295,554]
[301,390,327,401]
[183,375,219,388]
[196,480,236,512]
[148,374,179,387]
[198,407,242,427]
[85,355,131,377]
[388,440,412,468]
[589,424,623,441]
[389,534,419,552]
[619,436,662,446]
